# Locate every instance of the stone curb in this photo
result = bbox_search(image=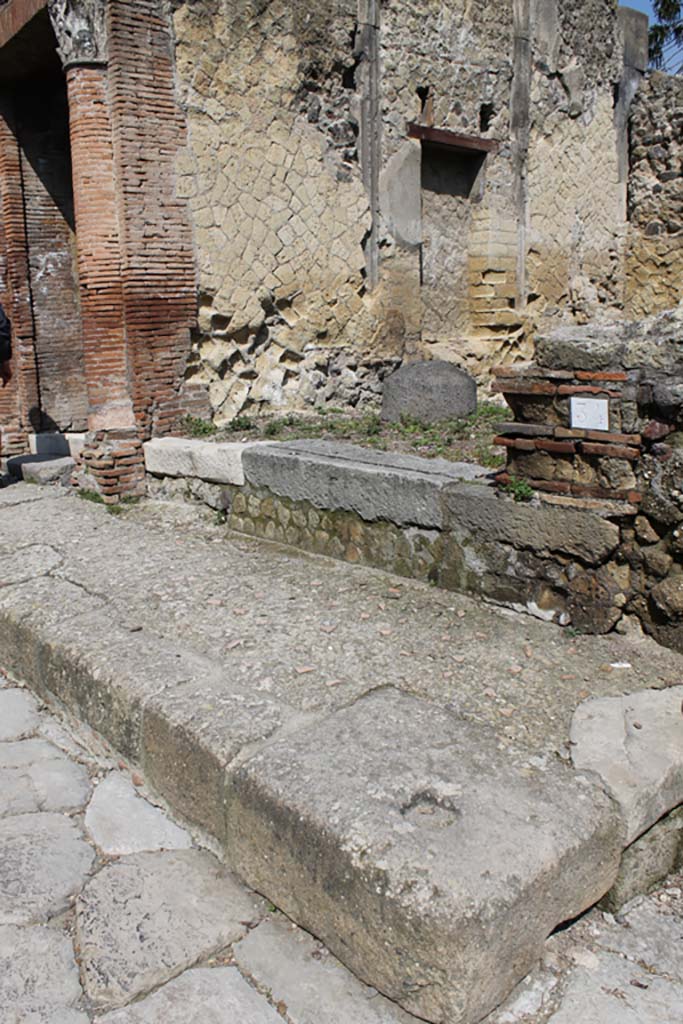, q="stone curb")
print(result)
[1,496,682,1023]
[241,440,491,528]
[144,437,492,529]
[143,437,269,486]
[143,437,621,559]
[0,582,663,1024]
